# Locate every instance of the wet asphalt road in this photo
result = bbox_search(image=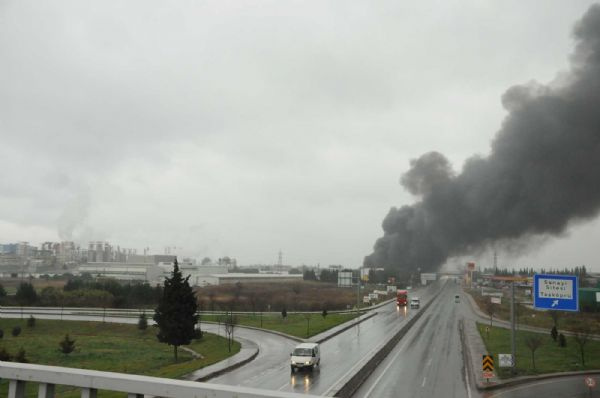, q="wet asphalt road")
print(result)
[481,375,600,398]
[209,282,442,395]
[353,281,472,398]
[10,282,597,397]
